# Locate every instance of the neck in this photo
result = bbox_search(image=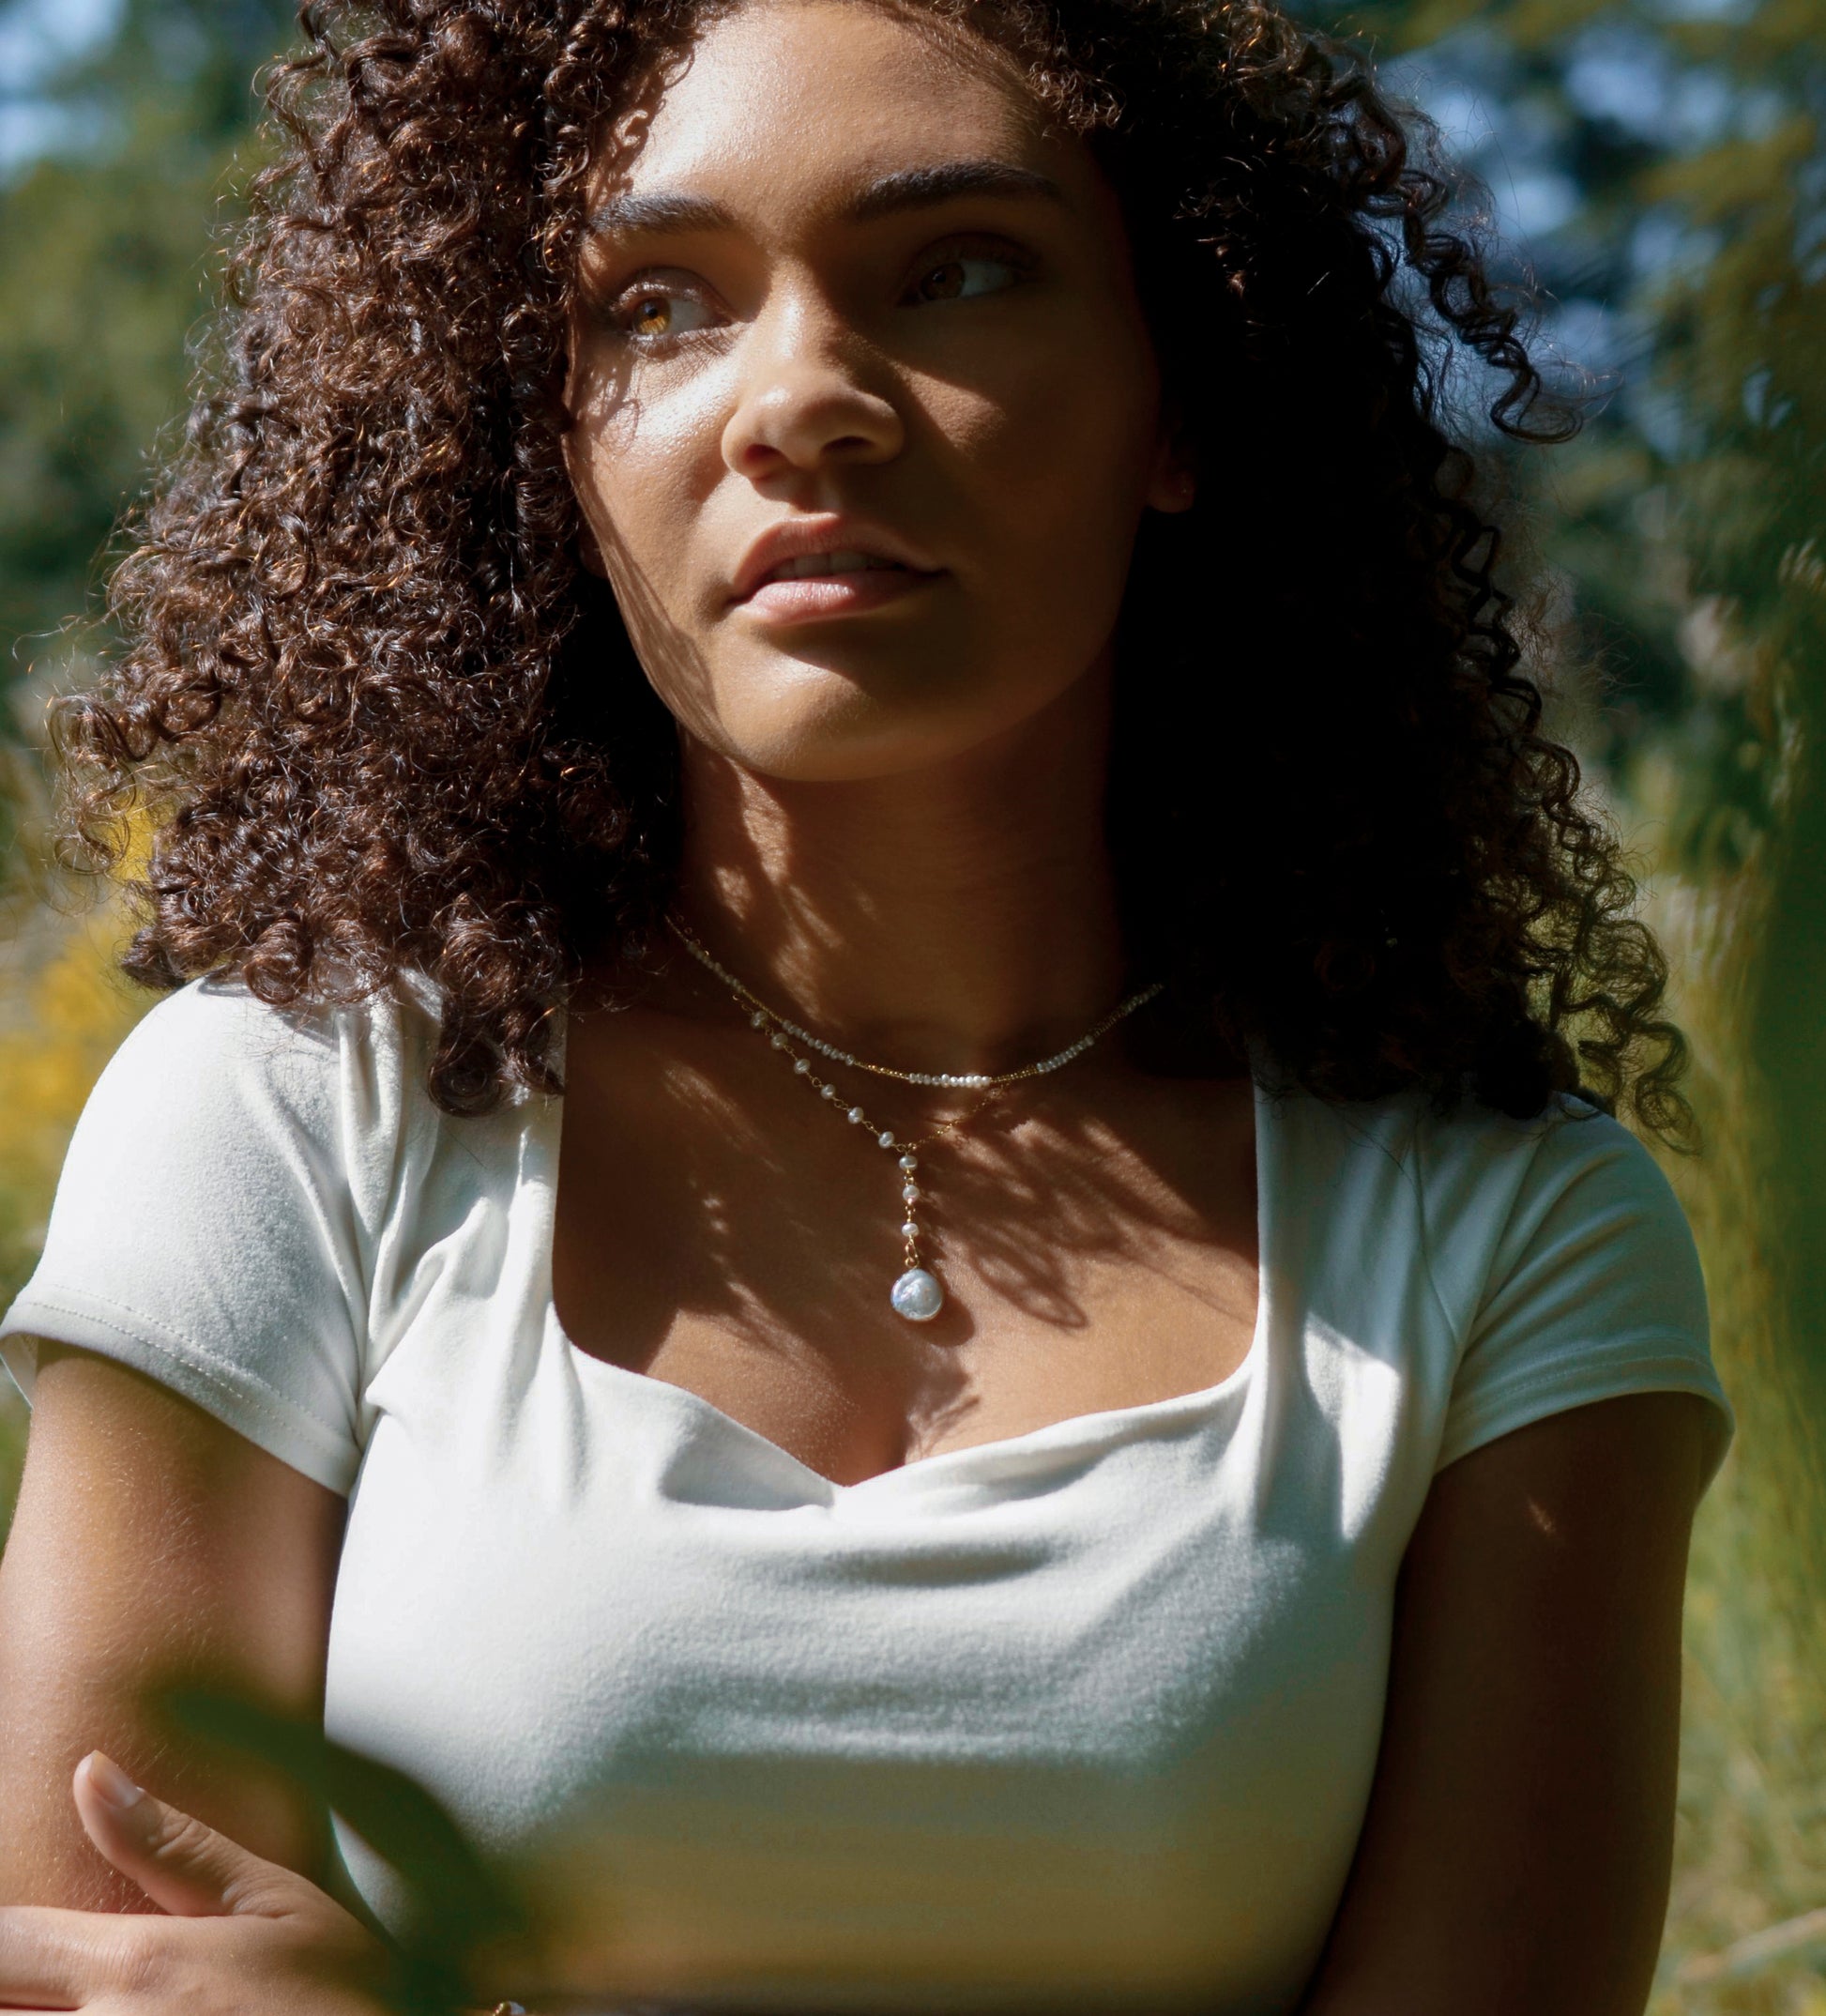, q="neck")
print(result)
[670,675,1129,1077]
